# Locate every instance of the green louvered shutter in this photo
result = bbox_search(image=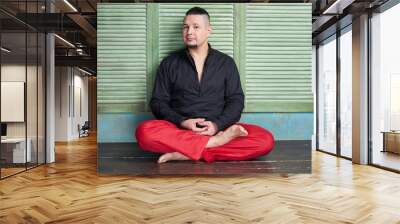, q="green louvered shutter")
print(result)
[244,3,312,112]
[158,3,234,62]
[97,3,312,113]
[97,4,147,113]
